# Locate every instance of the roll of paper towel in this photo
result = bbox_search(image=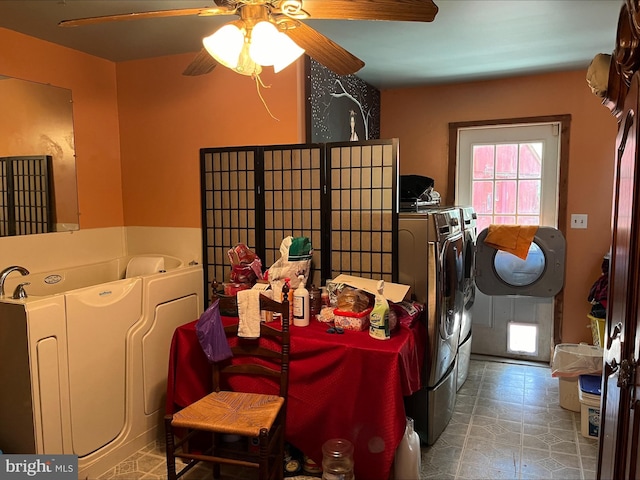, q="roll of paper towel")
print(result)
[125,256,165,278]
